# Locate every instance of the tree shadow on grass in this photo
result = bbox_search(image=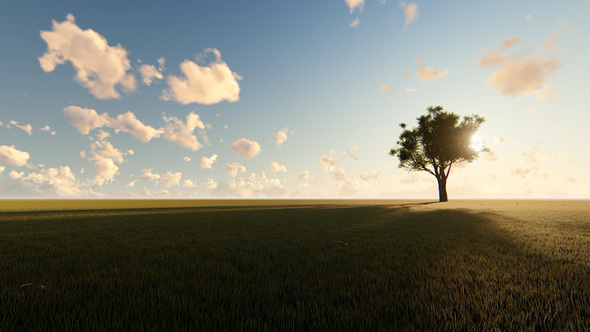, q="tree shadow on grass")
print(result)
[1,205,588,331]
